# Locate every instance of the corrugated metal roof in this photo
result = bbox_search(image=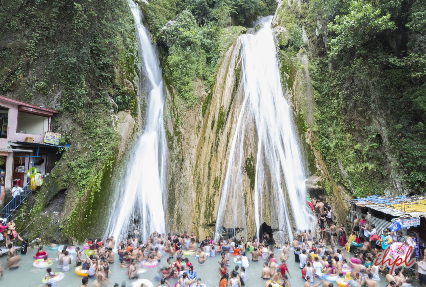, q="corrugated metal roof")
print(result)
[352,195,426,218]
